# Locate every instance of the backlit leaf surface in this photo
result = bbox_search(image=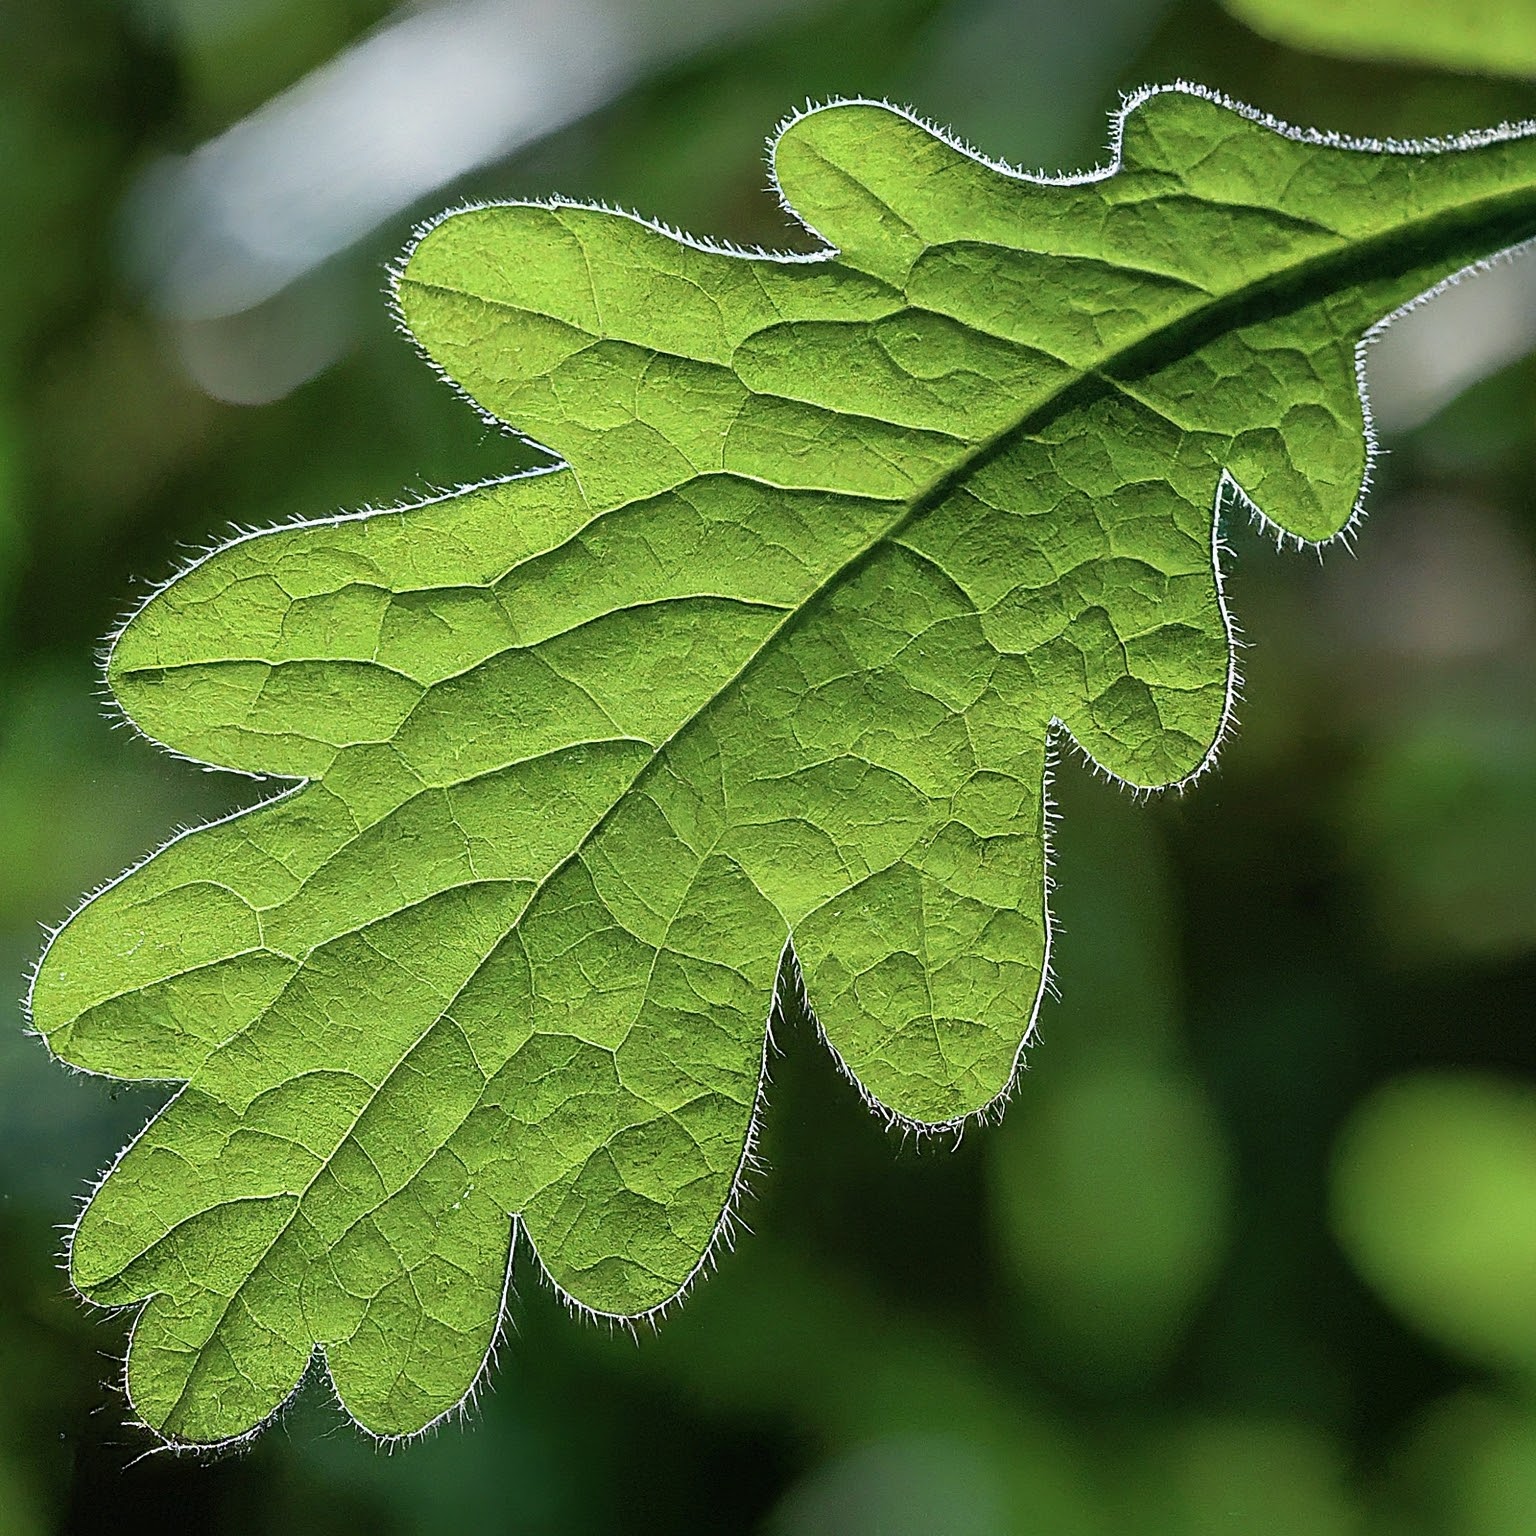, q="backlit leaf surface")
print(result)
[29,85,1536,1445]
